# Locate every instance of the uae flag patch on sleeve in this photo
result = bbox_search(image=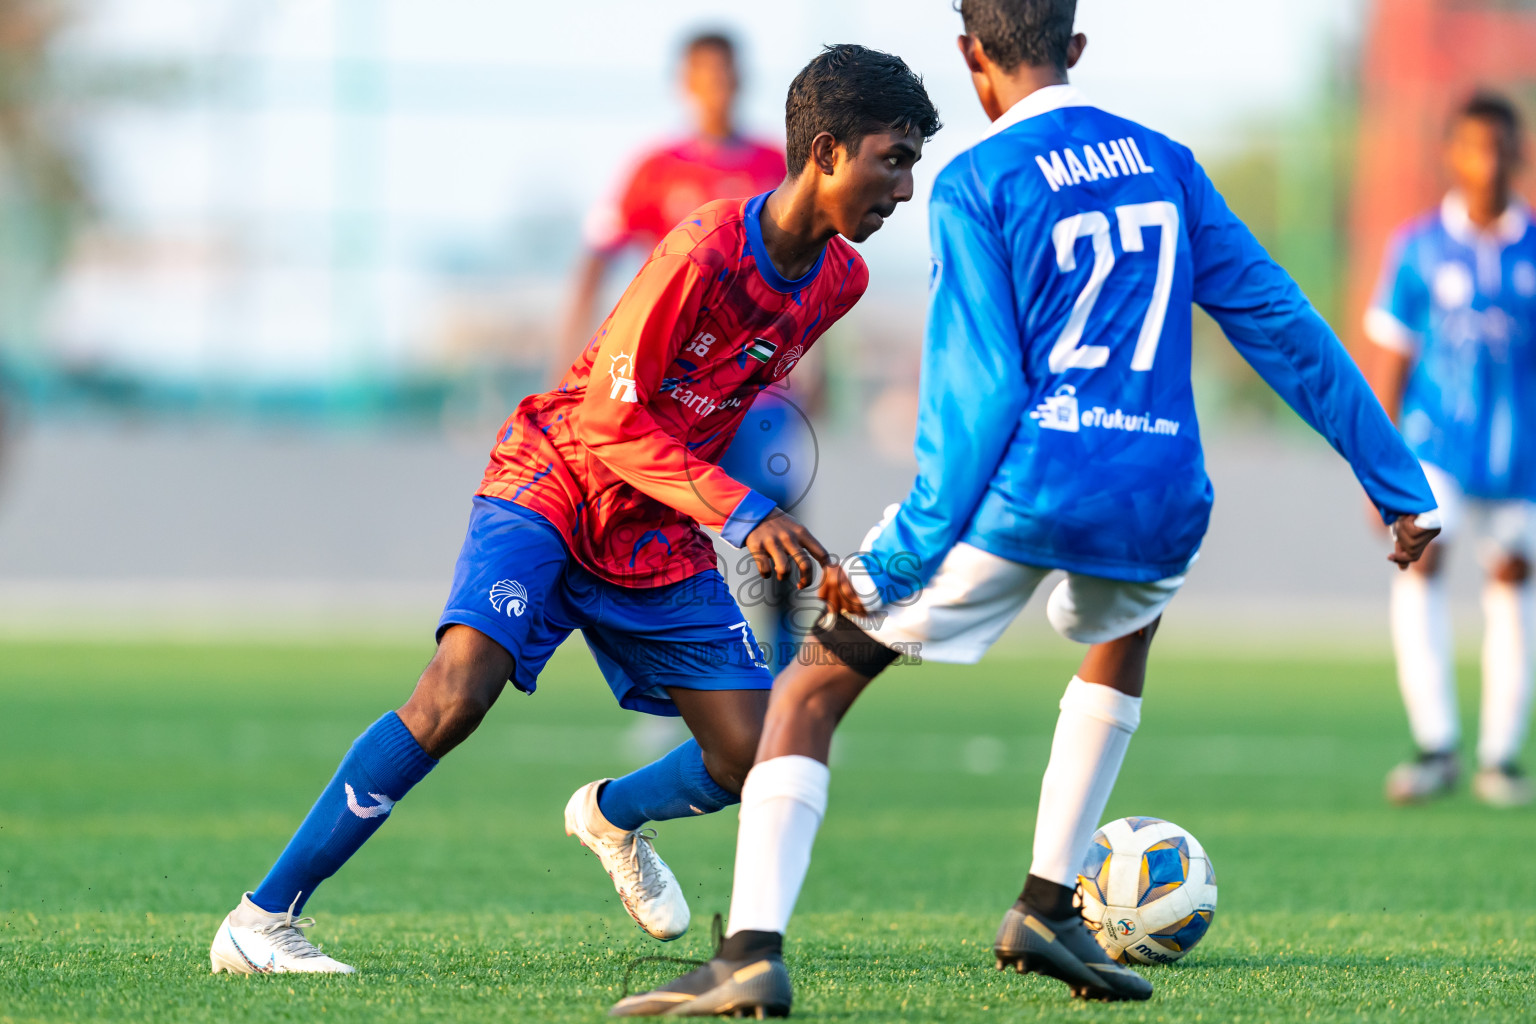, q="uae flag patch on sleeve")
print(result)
[745,337,778,363]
